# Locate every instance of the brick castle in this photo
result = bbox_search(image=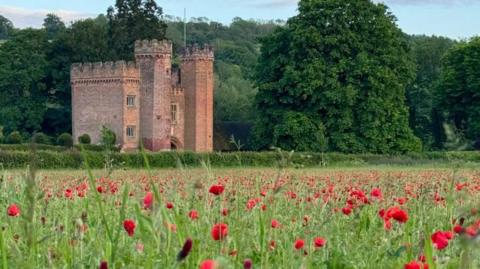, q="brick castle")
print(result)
[71,40,214,152]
